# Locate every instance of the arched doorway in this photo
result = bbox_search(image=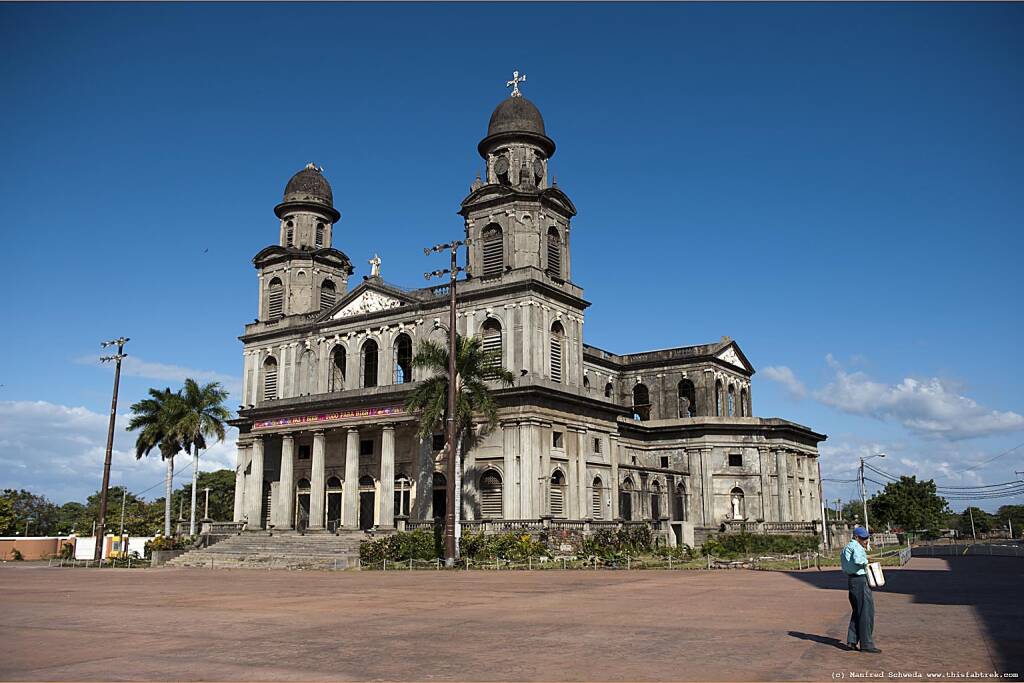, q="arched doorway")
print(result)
[261,480,273,529]
[359,476,376,530]
[394,475,412,518]
[730,487,746,520]
[326,476,342,530]
[591,477,604,519]
[632,384,651,421]
[549,470,567,518]
[432,472,447,521]
[619,478,634,521]
[672,481,688,522]
[295,478,311,531]
[651,480,662,521]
